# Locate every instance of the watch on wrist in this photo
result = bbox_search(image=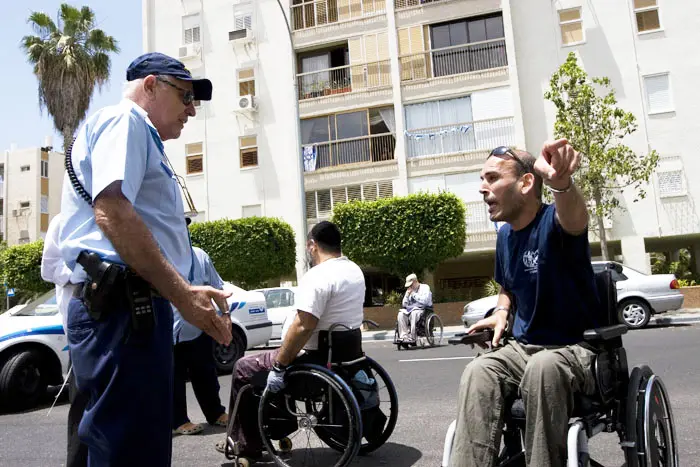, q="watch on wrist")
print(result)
[272,361,287,372]
[546,176,574,193]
